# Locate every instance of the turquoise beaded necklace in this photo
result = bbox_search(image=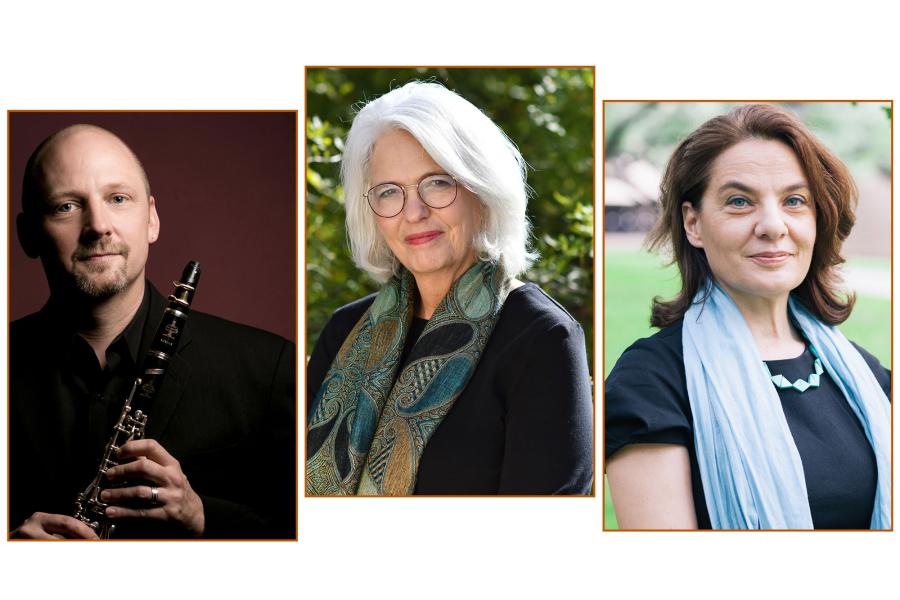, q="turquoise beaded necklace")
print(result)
[763,344,823,392]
